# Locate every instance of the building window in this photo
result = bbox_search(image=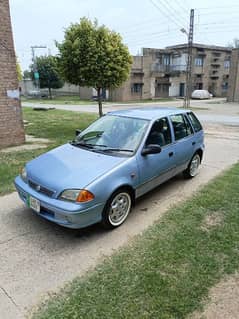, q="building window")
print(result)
[131,83,142,94]
[224,60,230,68]
[195,57,203,66]
[162,84,169,92]
[195,83,203,90]
[222,82,228,91]
[163,55,170,65]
